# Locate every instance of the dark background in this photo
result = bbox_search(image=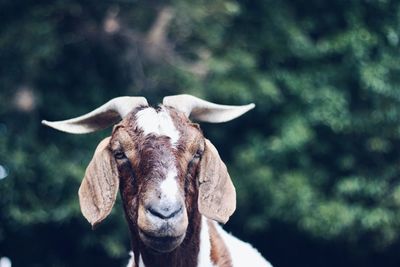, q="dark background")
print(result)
[1,0,400,266]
